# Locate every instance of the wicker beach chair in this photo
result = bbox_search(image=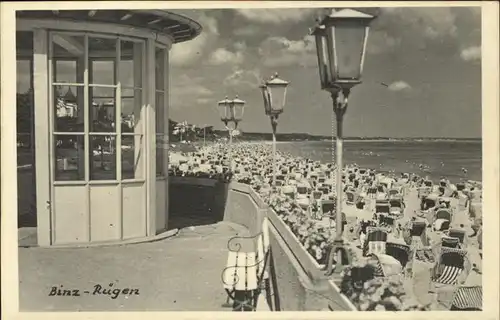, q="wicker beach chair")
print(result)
[433,209,452,231]
[450,285,482,311]
[385,242,411,269]
[431,247,468,286]
[441,236,460,249]
[447,228,466,247]
[345,190,356,205]
[363,227,388,256]
[368,253,403,277]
